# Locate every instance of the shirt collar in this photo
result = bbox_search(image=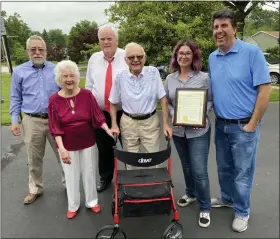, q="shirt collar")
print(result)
[213,38,242,56]
[128,67,145,78]
[175,70,194,80]
[102,48,119,61]
[29,60,46,69]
